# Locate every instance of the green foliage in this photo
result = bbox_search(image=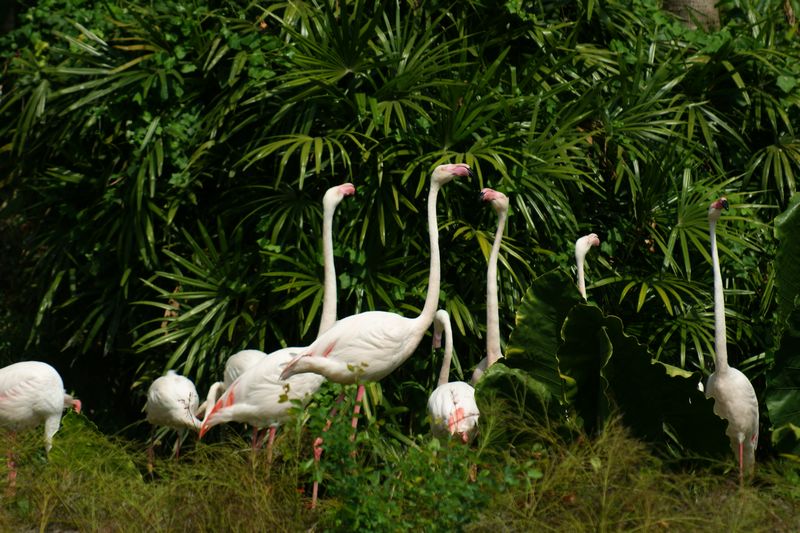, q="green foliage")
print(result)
[478,268,729,456]
[0,0,798,456]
